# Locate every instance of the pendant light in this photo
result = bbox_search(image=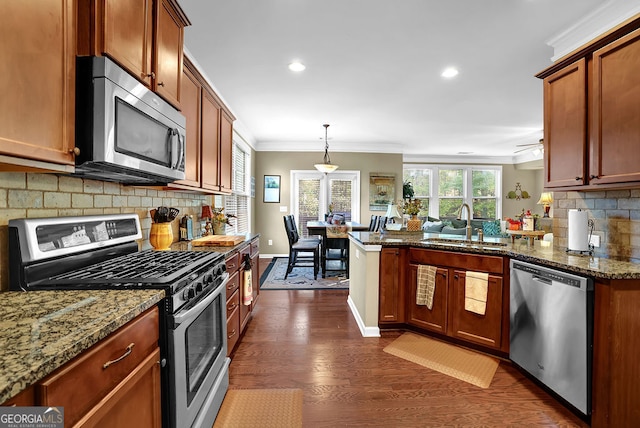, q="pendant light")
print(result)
[314,124,339,173]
